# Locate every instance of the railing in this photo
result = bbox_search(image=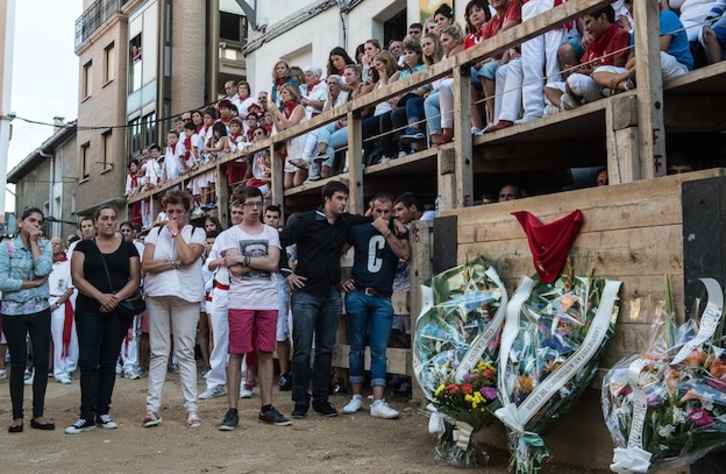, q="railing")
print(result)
[75,0,130,48]
[129,0,667,219]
